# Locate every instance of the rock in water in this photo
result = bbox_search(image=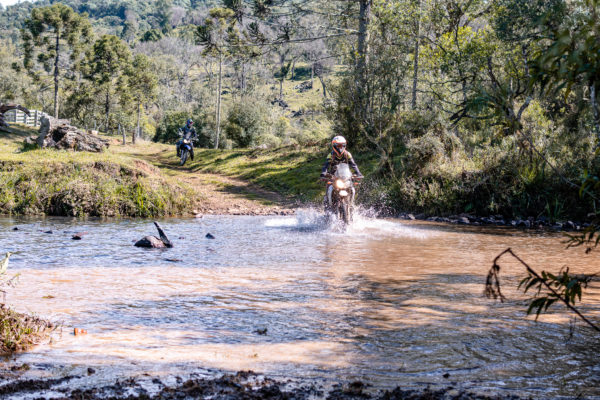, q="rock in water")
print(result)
[135,236,167,248]
[206,233,215,239]
[134,222,174,248]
